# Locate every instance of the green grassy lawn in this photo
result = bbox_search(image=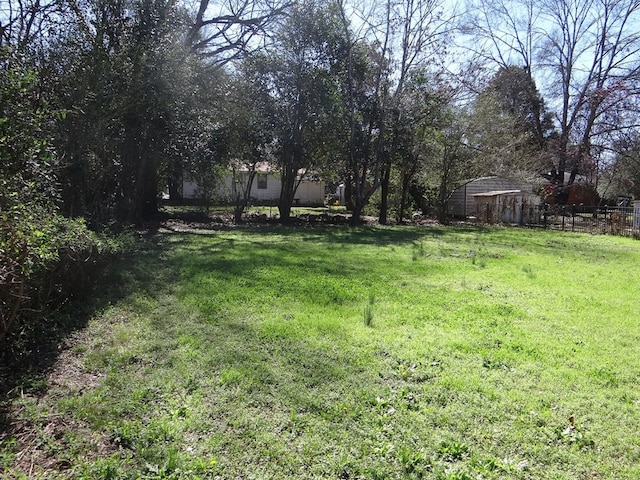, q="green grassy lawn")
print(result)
[3,225,640,479]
